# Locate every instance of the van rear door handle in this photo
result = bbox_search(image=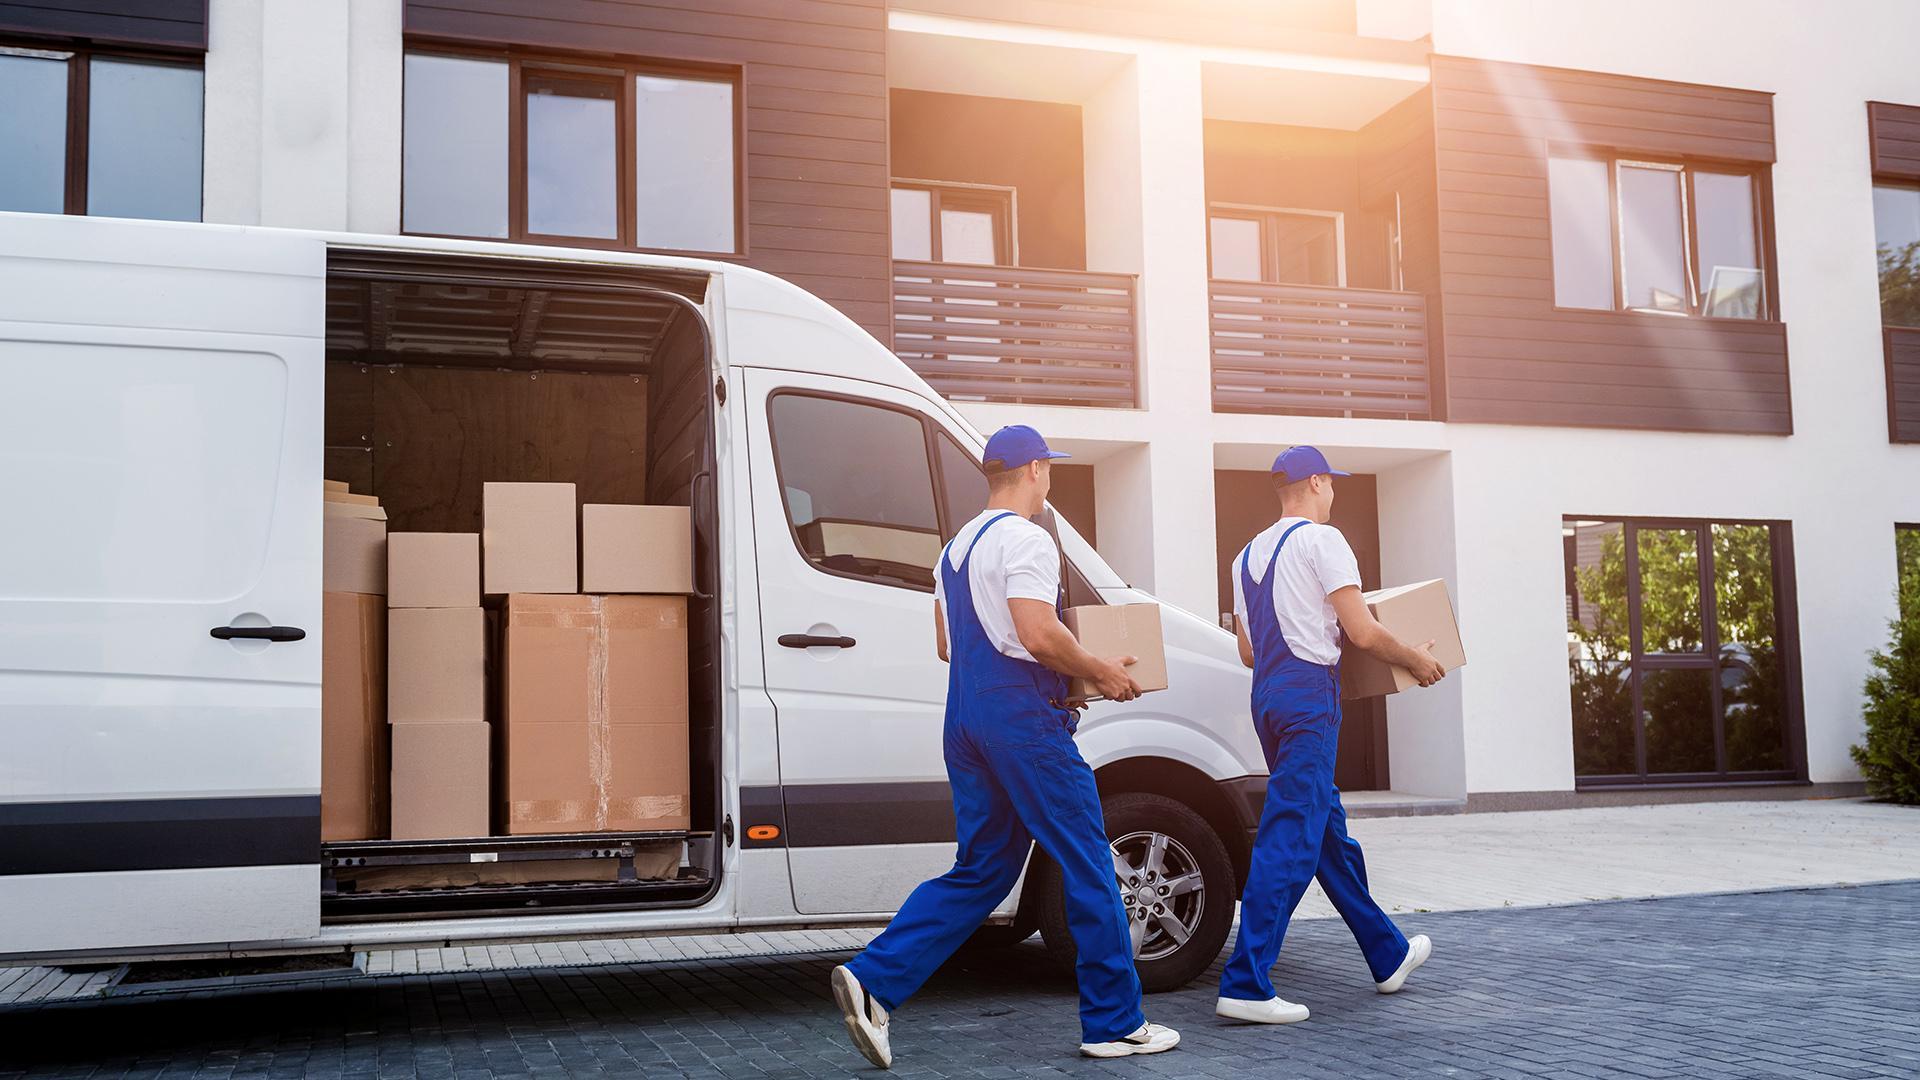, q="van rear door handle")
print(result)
[210,625,307,642]
[778,634,855,649]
